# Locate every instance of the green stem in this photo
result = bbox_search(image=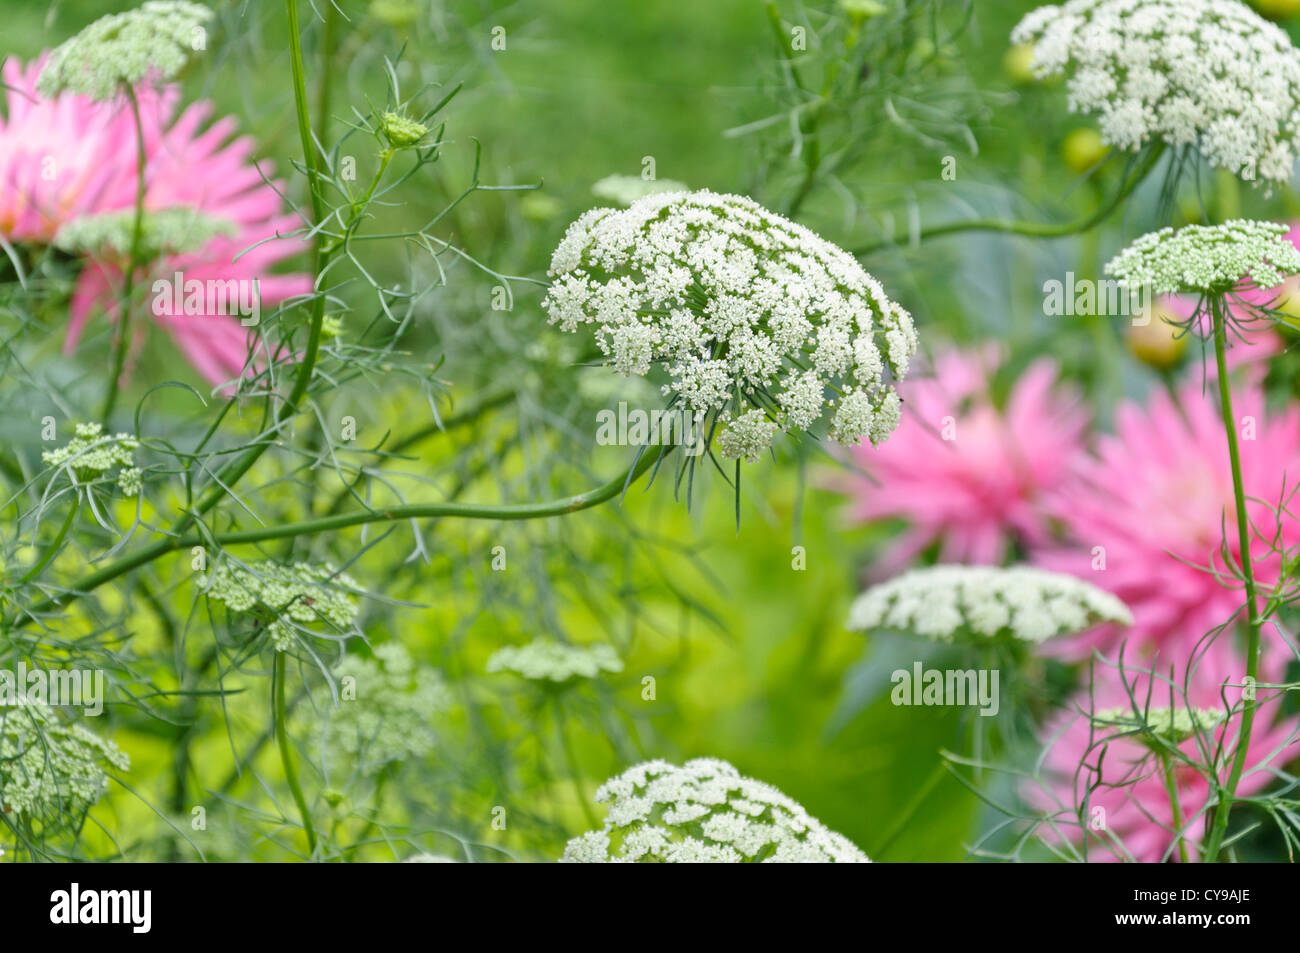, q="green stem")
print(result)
[99,86,148,424]
[275,652,317,855]
[1160,751,1190,864]
[1202,295,1264,863]
[314,0,338,146]
[854,144,1165,256]
[4,450,665,631]
[156,0,333,544]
